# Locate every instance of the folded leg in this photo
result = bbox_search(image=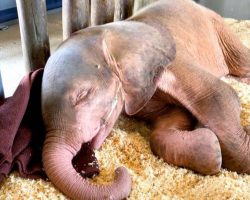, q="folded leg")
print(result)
[150,107,222,175]
[158,63,250,173]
